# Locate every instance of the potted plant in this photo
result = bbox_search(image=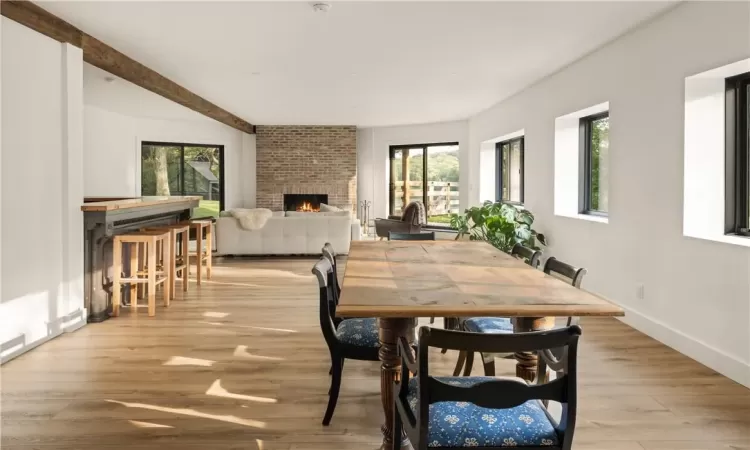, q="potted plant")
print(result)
[449,201,546,253]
